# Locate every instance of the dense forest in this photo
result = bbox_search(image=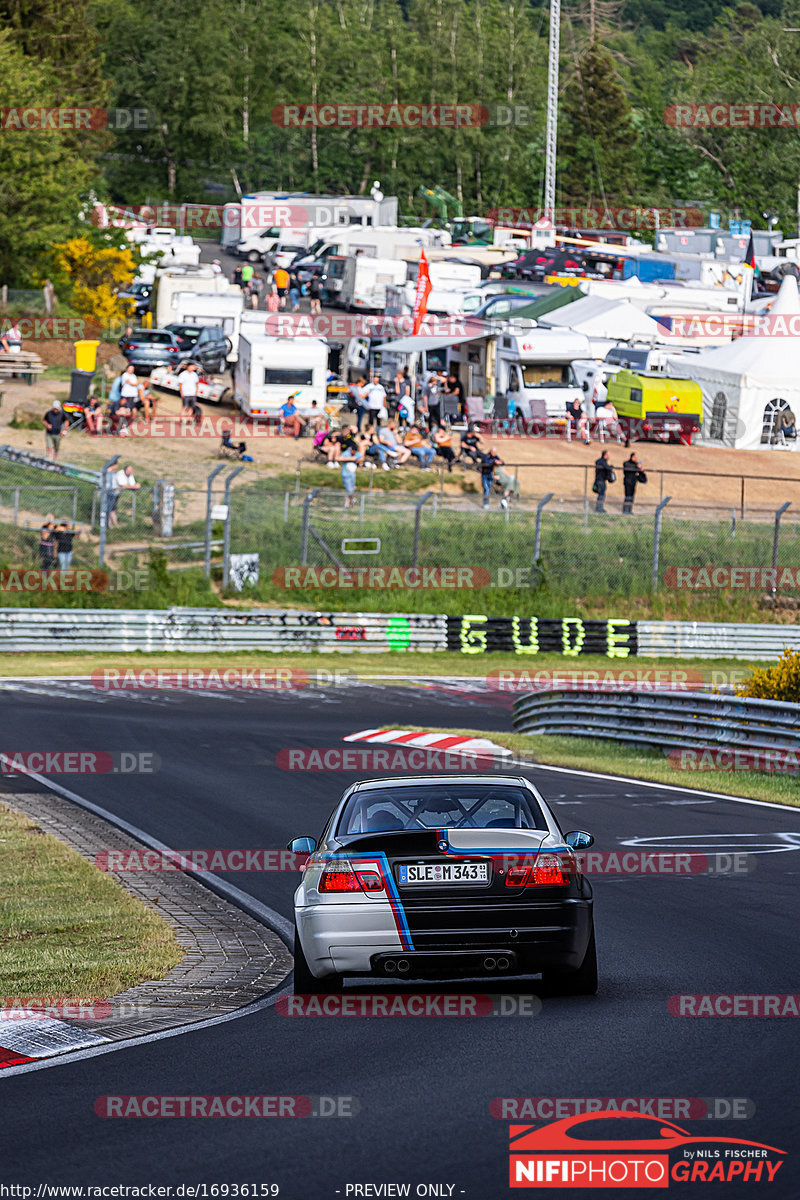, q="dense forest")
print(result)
[1,0,798,283]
